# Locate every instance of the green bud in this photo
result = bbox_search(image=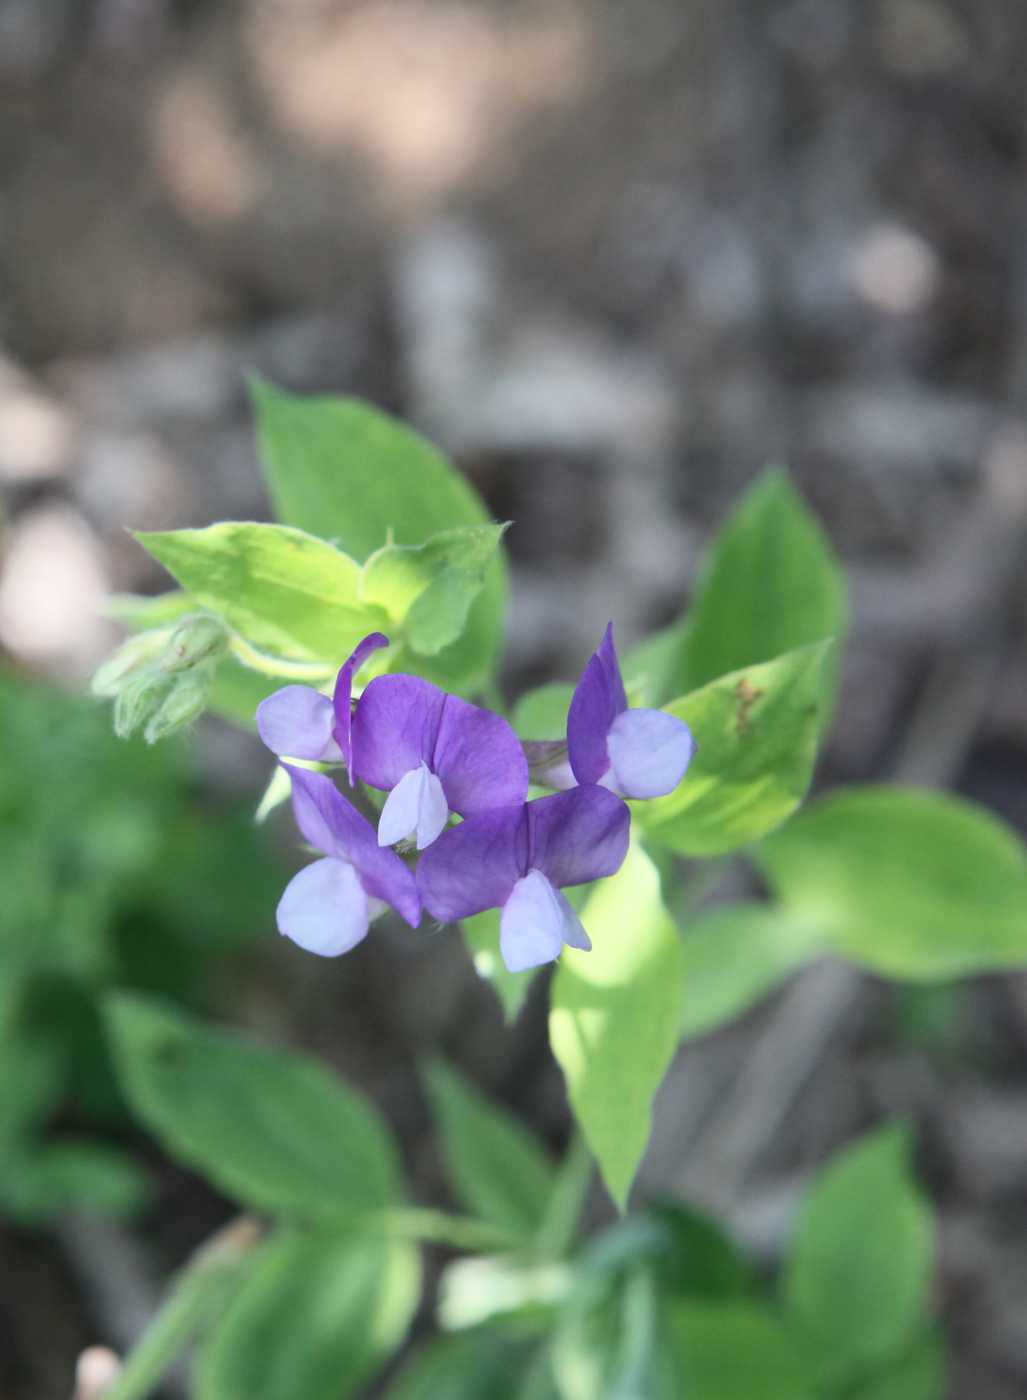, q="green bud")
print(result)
[91,629,173,698]
[159,614,228,673]
[113,671,175,740]
[143,671,210,744]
